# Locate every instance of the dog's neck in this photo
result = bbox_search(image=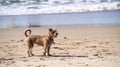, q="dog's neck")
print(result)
[48,34,54,40]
